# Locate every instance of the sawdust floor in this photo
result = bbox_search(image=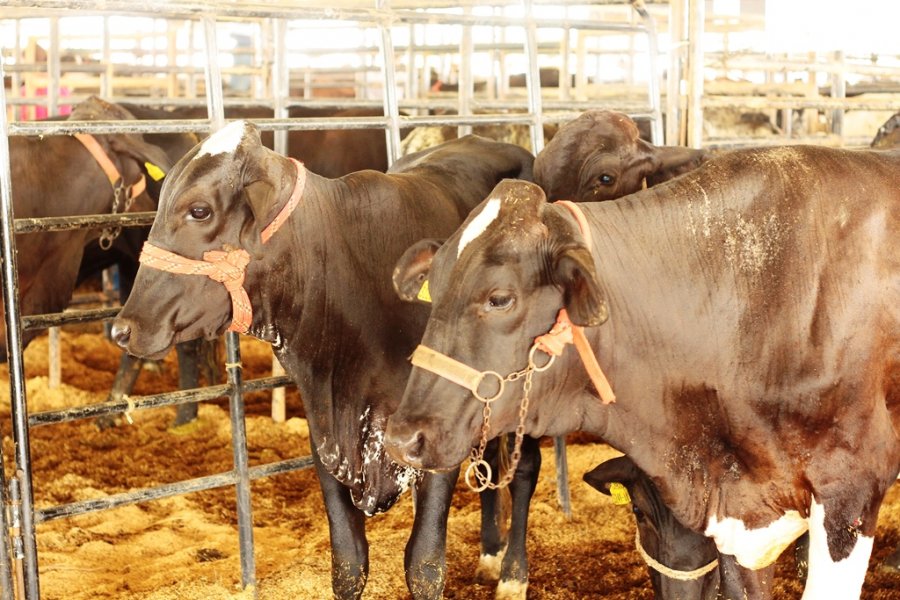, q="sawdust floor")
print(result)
[0,328,898,599]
